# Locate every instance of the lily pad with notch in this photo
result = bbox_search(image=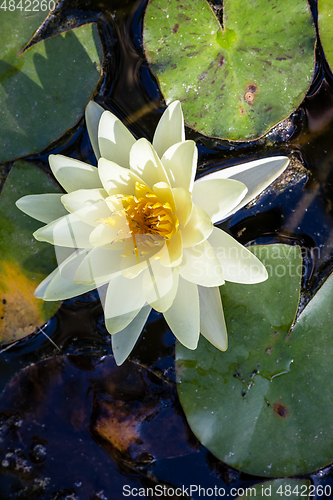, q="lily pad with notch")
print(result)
[176,244,333,476]
[144,0,315,141]
[0,10,103,163]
